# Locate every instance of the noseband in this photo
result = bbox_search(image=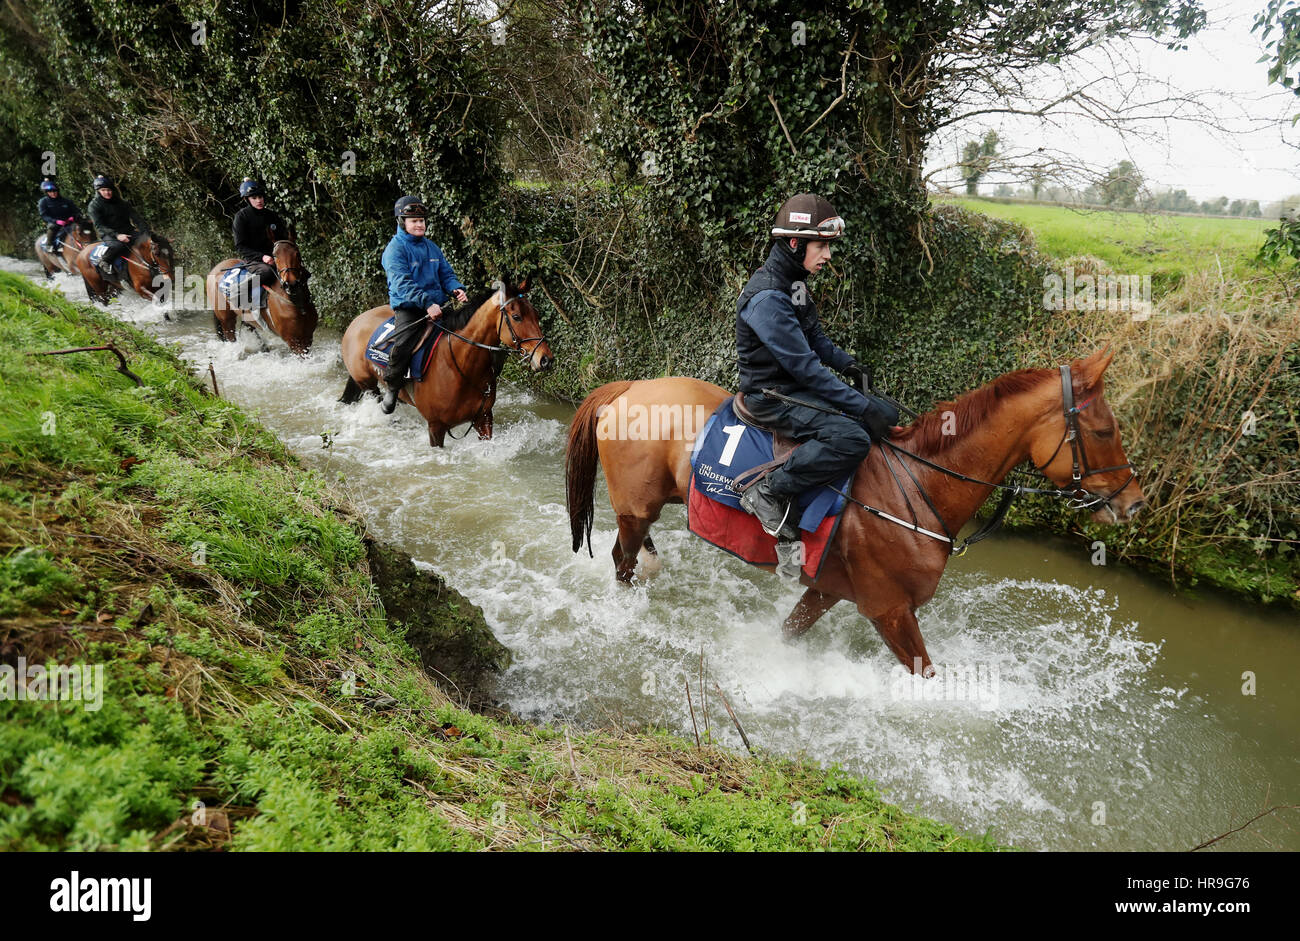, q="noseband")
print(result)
[1032,364,1136,509]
